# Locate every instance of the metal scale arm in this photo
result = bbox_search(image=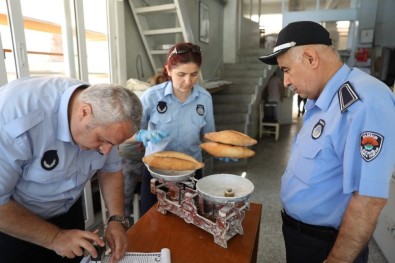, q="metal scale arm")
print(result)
[152,178,251,248]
